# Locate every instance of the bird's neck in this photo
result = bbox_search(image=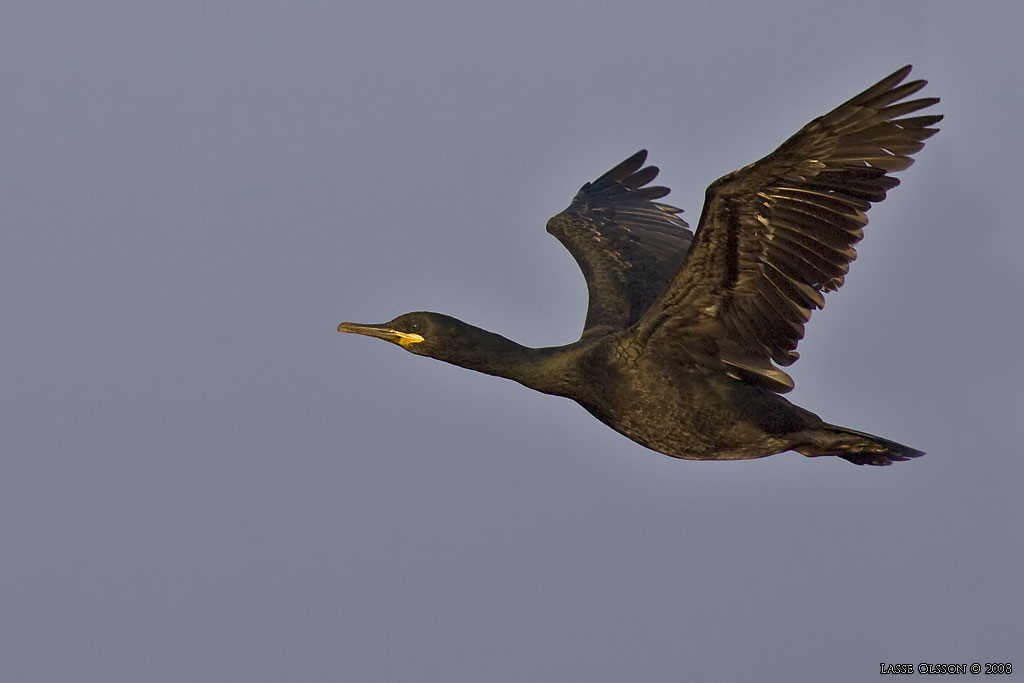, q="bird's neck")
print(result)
[439,328,579,398]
